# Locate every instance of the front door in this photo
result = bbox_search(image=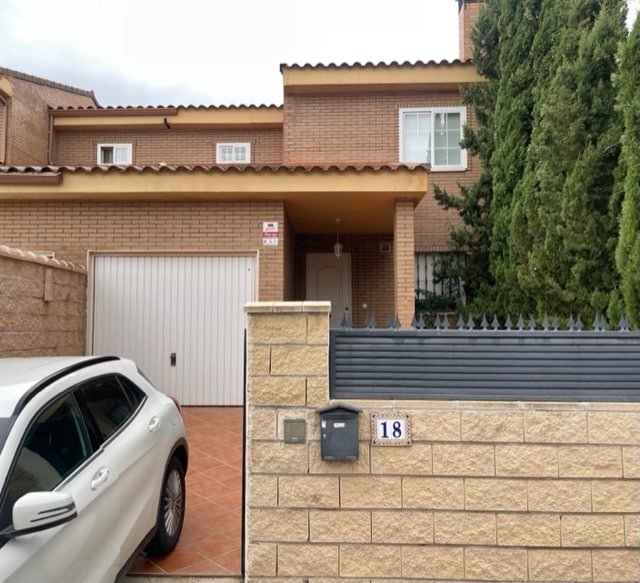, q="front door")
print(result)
[306,253,352,328]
